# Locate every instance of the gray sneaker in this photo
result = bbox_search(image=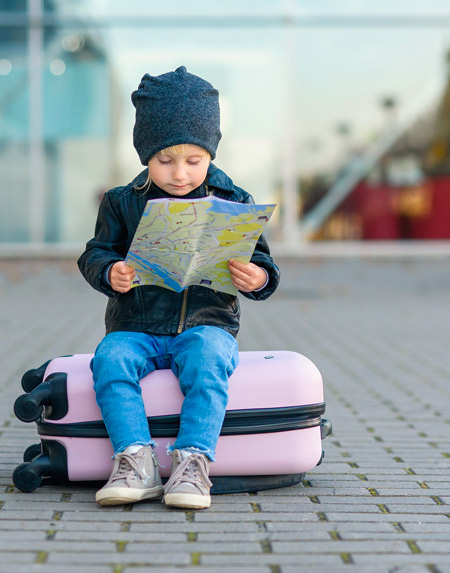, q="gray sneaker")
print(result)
[96,446,163,506]
[163,449,212,509]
